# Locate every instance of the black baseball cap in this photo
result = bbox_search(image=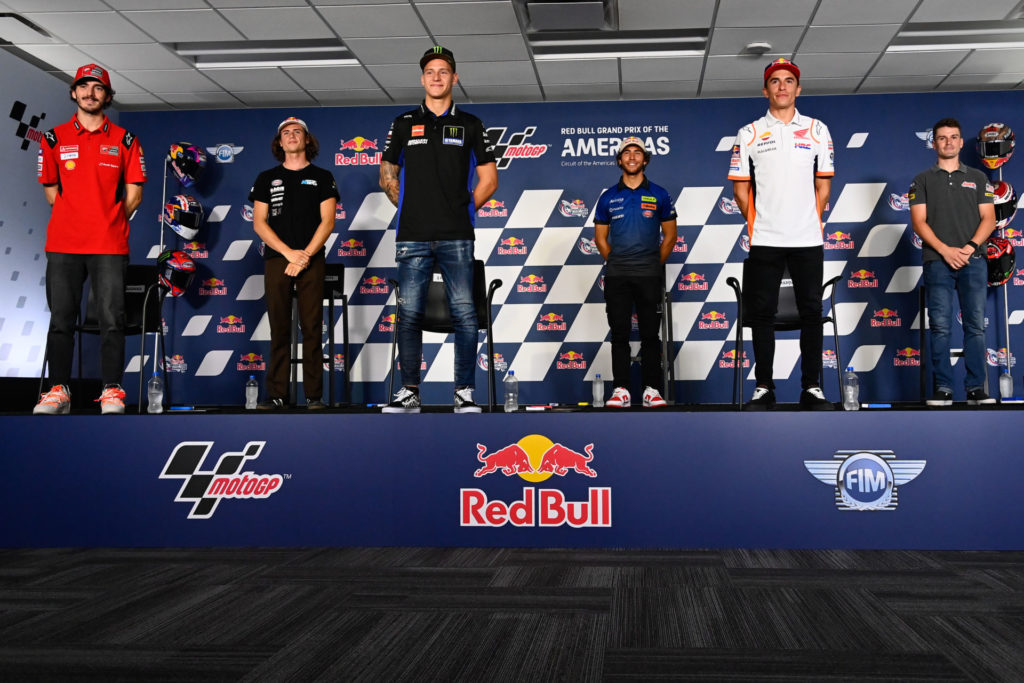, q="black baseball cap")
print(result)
[420,45,456,71]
